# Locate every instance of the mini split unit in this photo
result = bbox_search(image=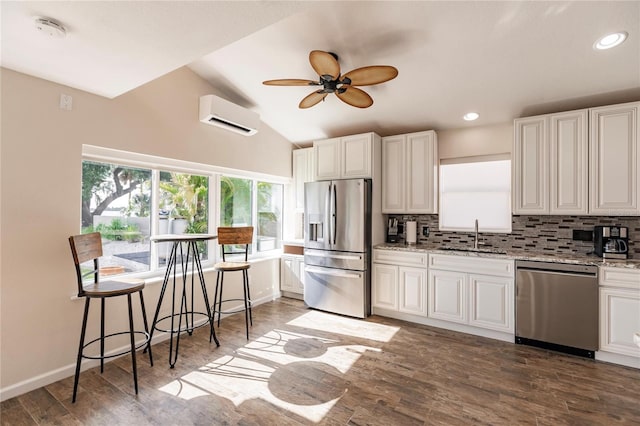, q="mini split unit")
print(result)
[199,95,259,136]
